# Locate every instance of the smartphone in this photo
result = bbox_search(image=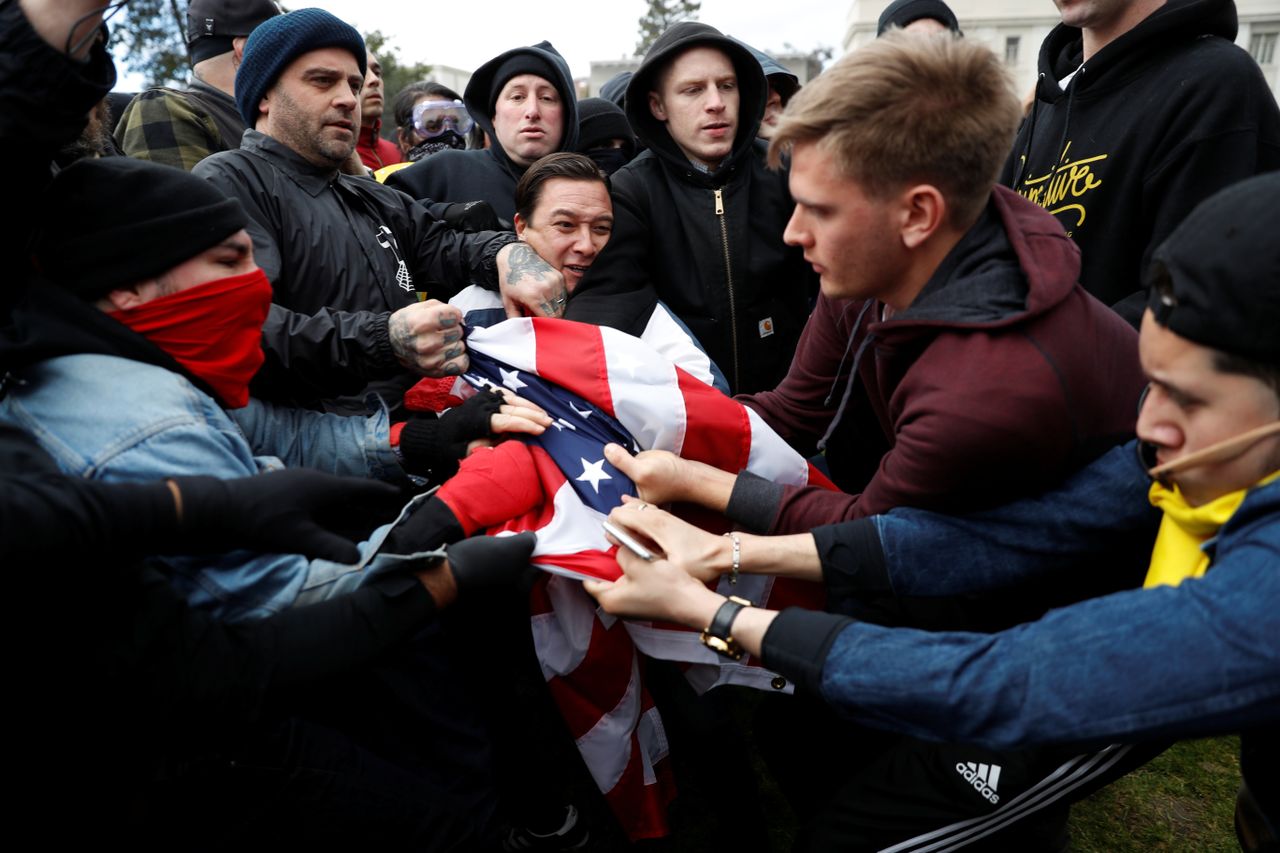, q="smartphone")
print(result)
[602,519,654,561]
